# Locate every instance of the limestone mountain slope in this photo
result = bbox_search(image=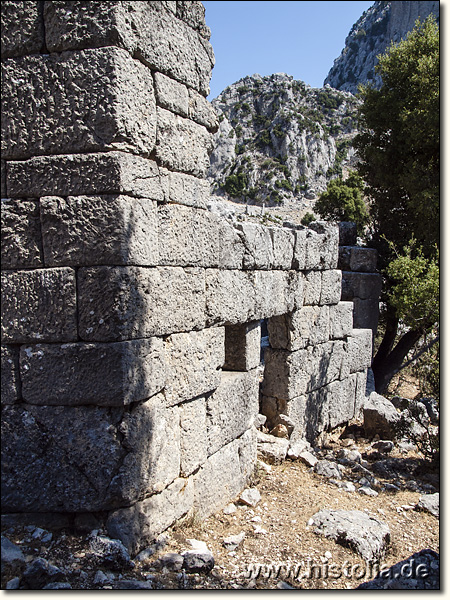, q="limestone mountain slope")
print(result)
[324,0,439,94]
[208,74,360,210]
